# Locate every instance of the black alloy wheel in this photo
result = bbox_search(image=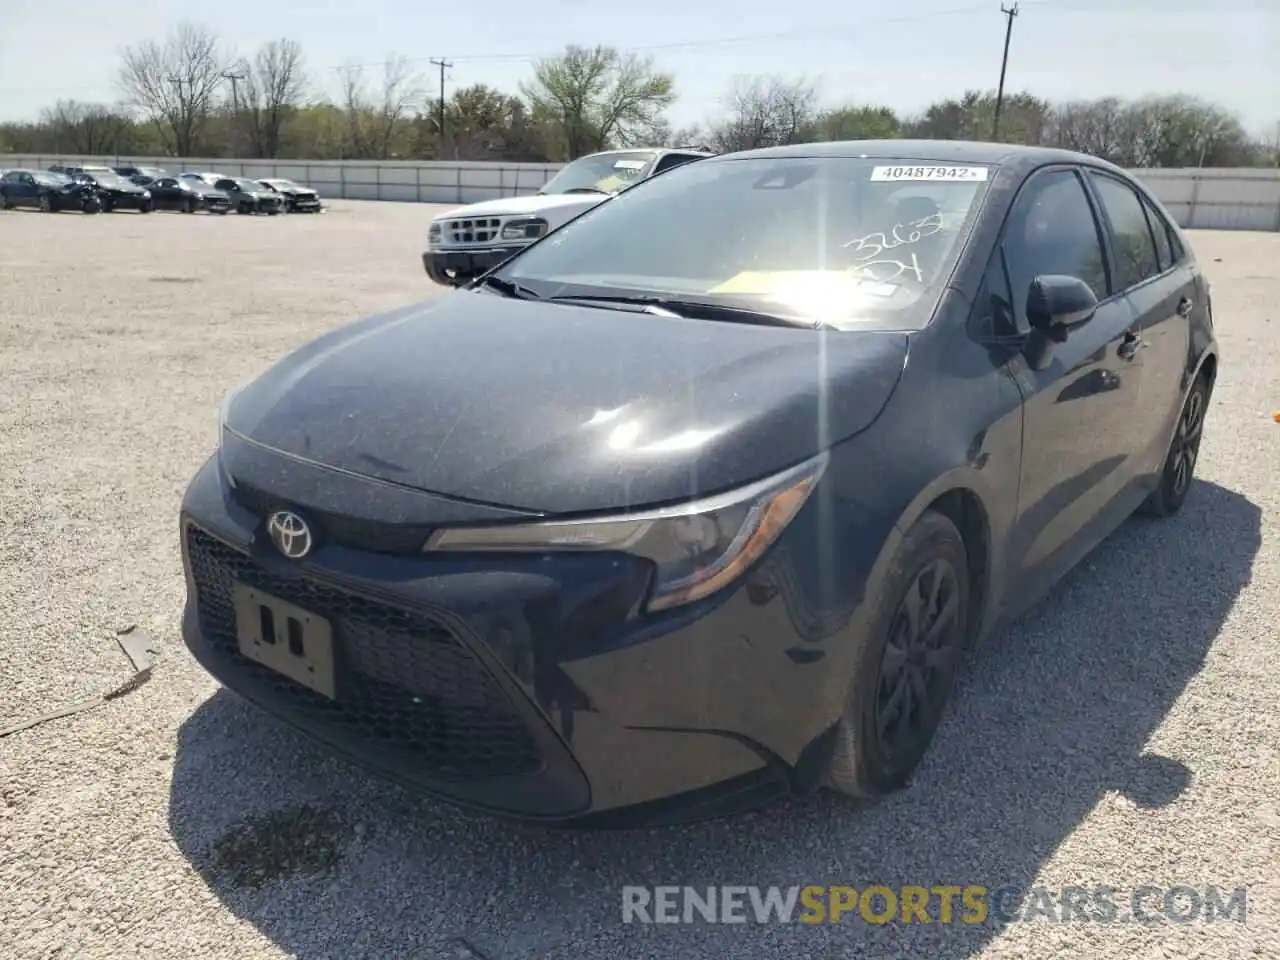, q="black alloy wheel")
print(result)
[827,509,970,798]
[1141,375,1210,517]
